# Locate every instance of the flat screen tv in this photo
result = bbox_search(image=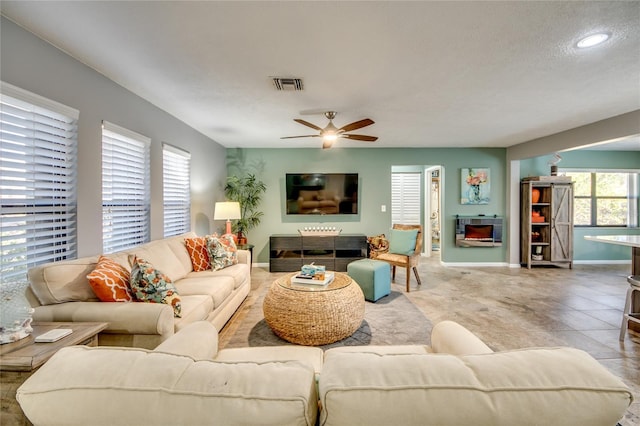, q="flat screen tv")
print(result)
[285,173,358,215]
